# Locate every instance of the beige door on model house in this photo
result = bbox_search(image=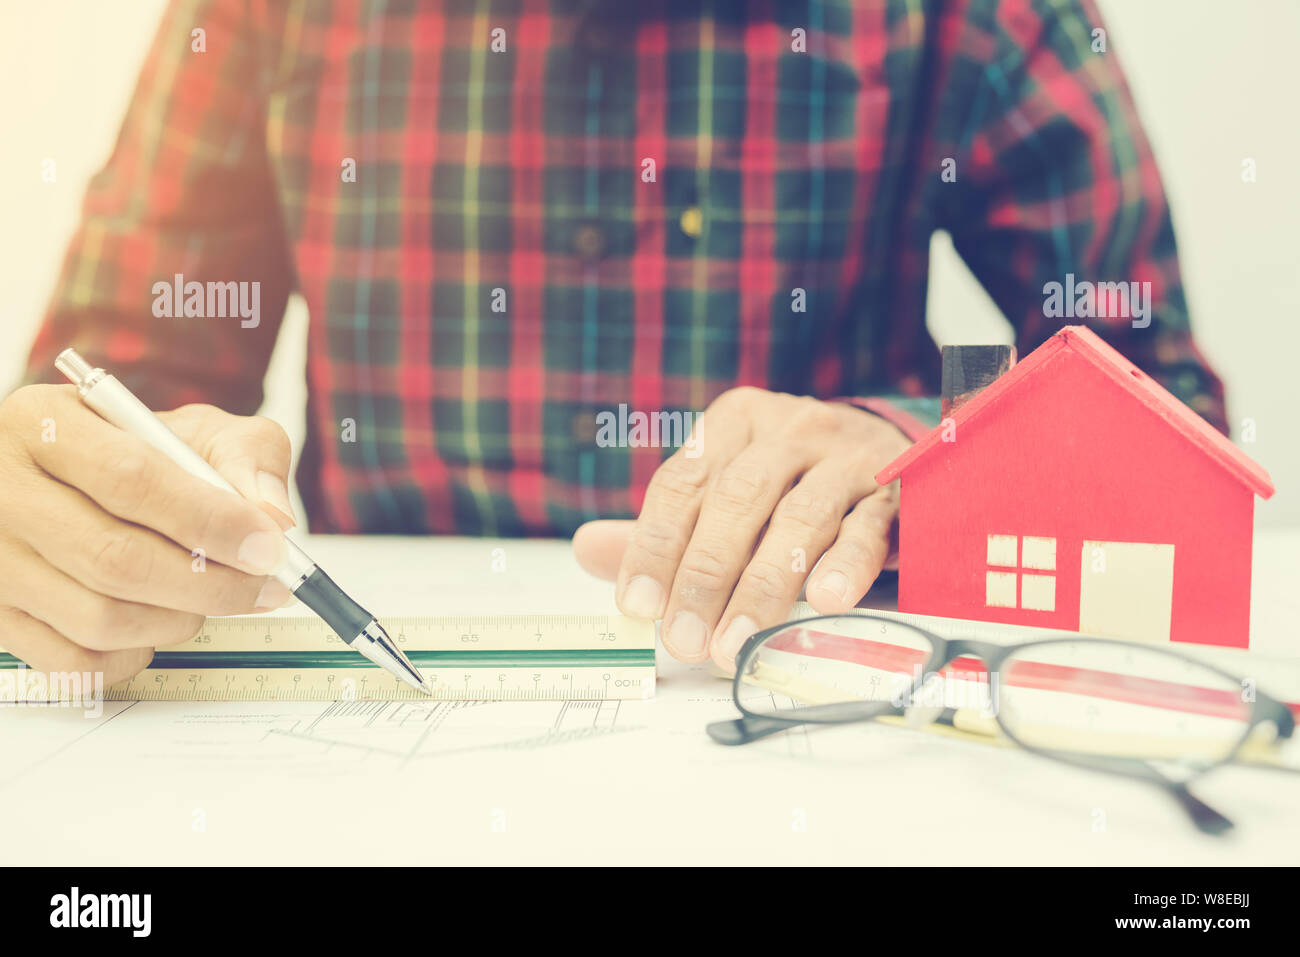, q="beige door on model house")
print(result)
[1079,541,1176,643]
